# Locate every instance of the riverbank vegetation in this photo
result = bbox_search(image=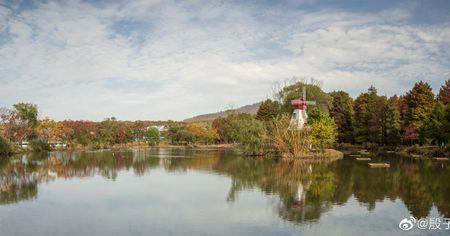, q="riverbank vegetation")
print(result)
[1,77,449,159]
